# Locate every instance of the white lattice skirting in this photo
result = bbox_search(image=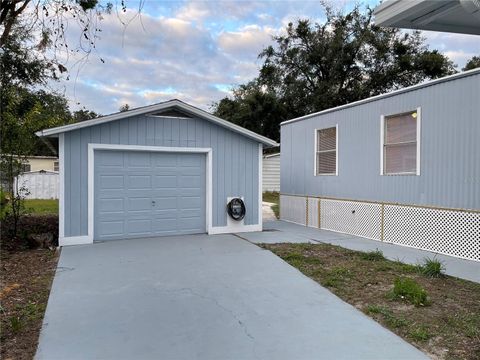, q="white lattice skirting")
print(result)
[280,194,480,262]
